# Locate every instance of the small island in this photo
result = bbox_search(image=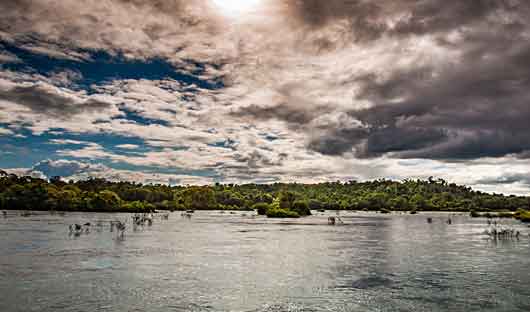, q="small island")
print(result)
[1,171,529,222]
